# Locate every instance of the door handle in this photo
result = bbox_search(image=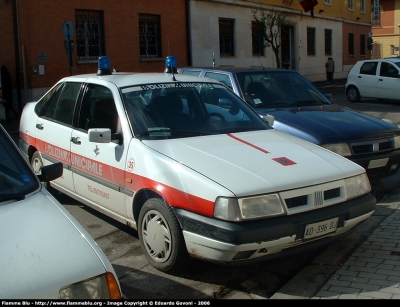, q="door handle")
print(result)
[70,136,81,145]
[36,123,44,130]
